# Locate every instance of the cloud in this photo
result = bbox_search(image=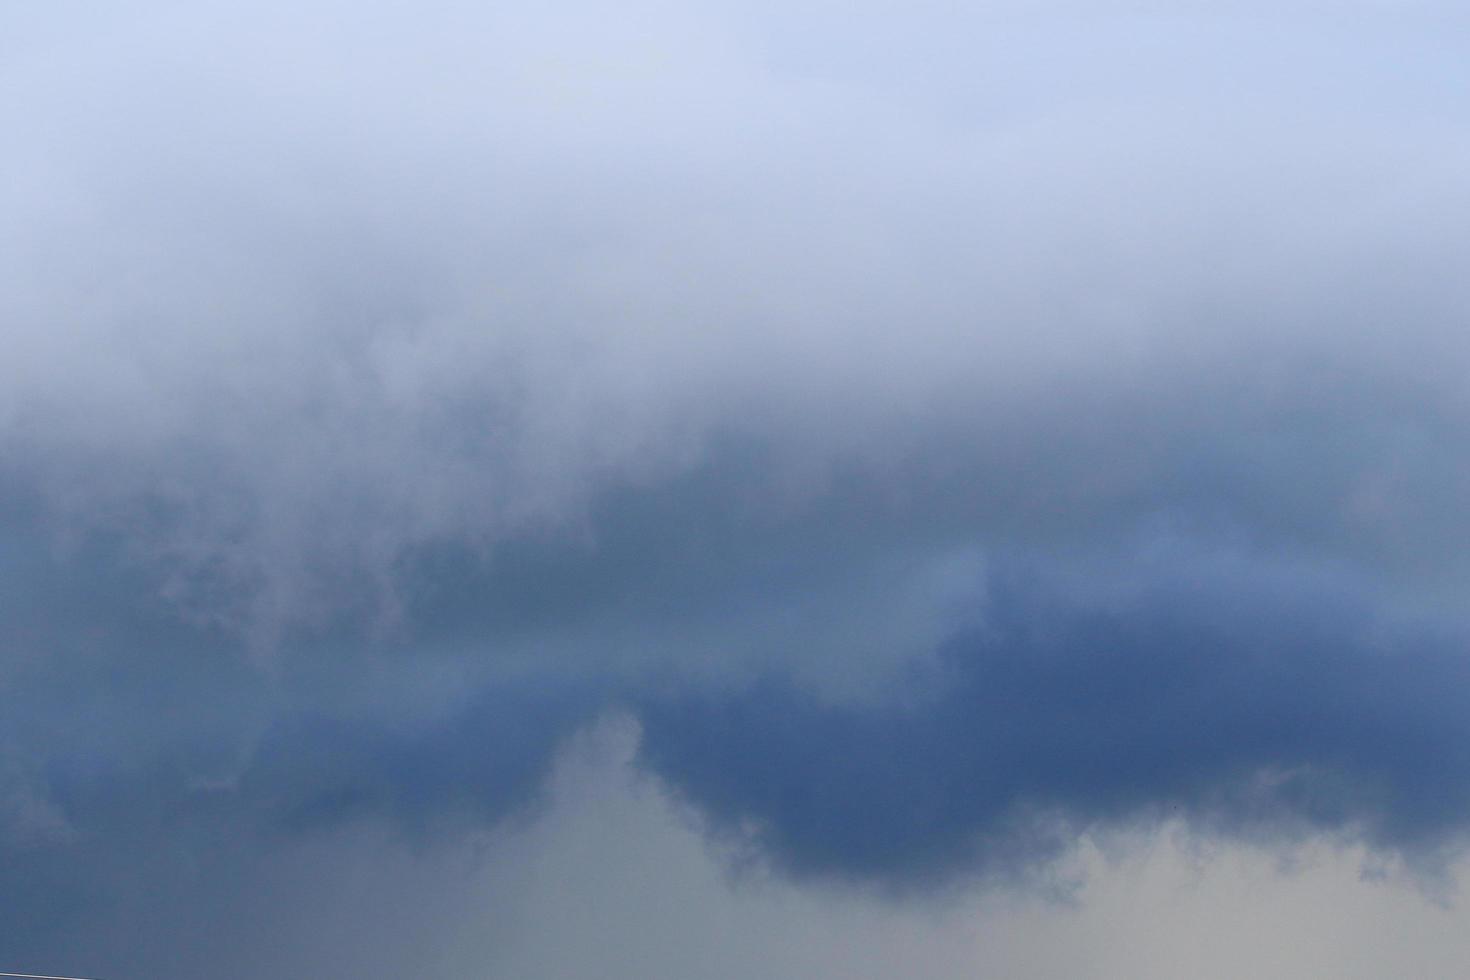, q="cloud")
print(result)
[637,554,1470,887]
[4,1,1470,975]
[4,0,1470,637]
